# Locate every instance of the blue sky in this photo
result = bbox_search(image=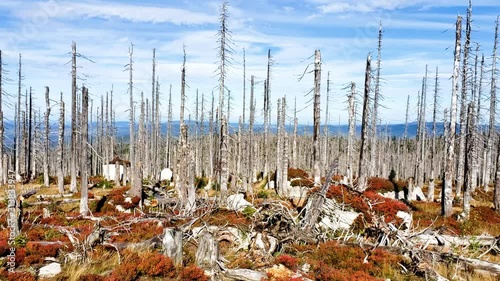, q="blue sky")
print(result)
[0,0,499,126]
